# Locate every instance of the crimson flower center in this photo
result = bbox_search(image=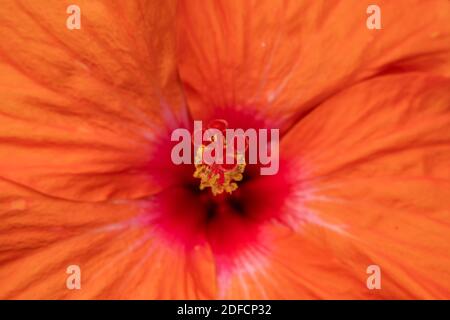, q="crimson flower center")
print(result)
[146,110,294,262]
